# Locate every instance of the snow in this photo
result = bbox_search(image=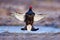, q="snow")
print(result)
[0,26,60,33]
